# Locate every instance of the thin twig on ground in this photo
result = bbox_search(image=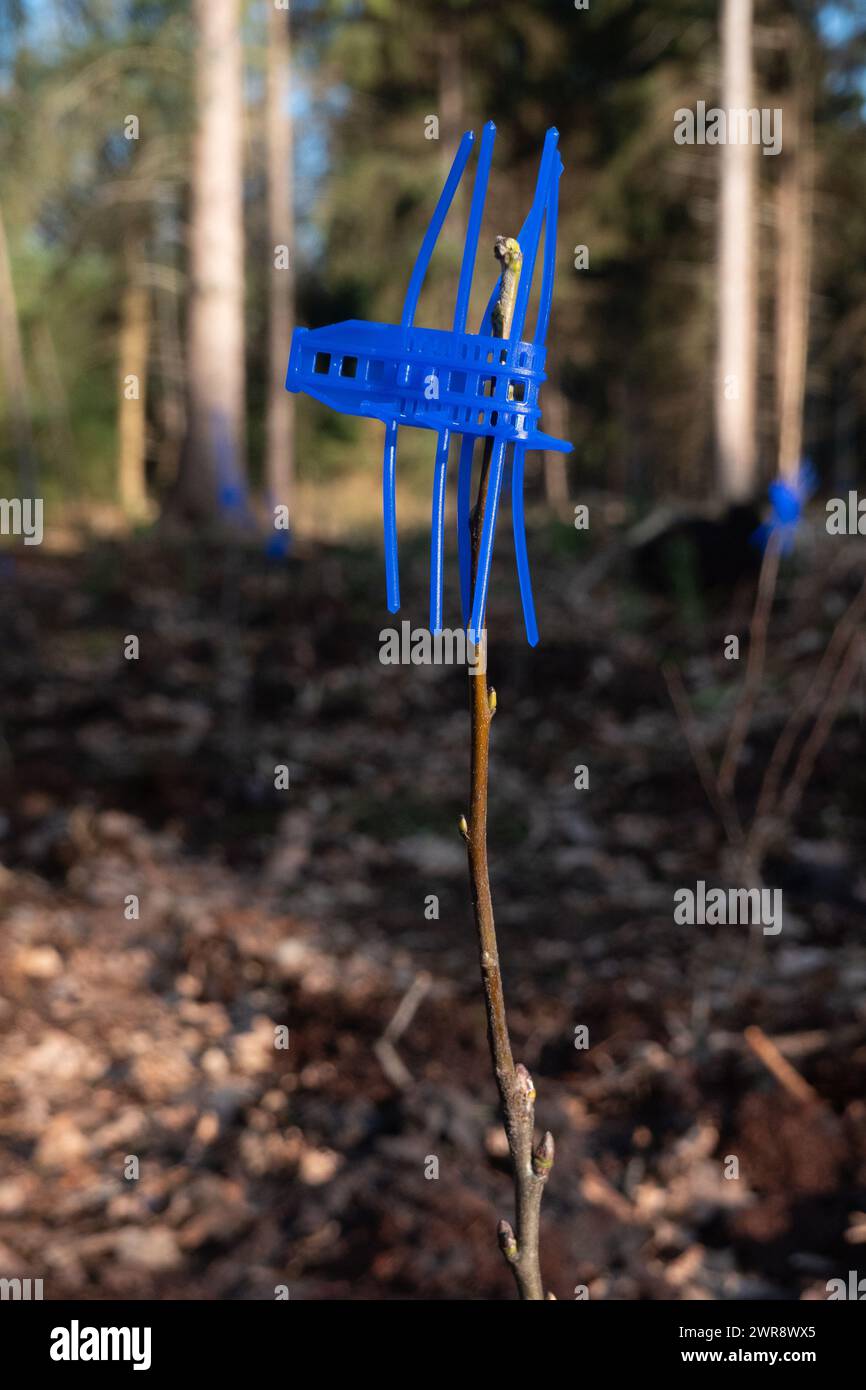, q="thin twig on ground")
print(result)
[666,560,865,885]
[374,971,432,1091]
[719,535,781,799]
[746,579,866,864]
[662,663,743,847]
[744,1025,821,1108]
